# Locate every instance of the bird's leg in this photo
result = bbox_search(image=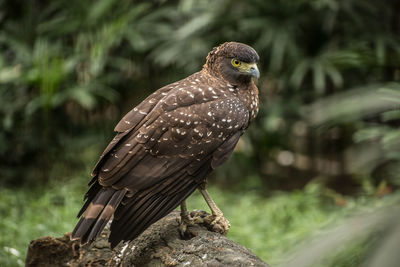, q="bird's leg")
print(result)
[198,185,231,235]
[180,200,190,220]
[179,200,202,238]
[179,201,192,235]
[178,184,231,237]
